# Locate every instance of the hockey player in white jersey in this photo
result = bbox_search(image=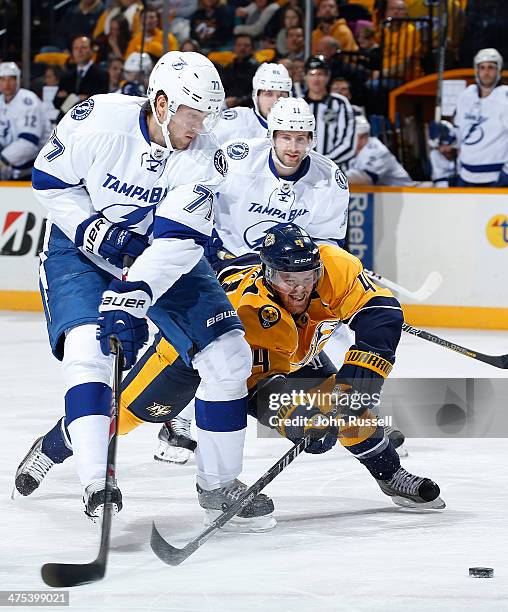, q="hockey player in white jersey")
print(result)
[212,96,349,258]
[212,63,292,144]
[434,48,508,187]
[0,62,50,179]
[428,120,457,187]
[15,52,274,527]
[346,115,413,186]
